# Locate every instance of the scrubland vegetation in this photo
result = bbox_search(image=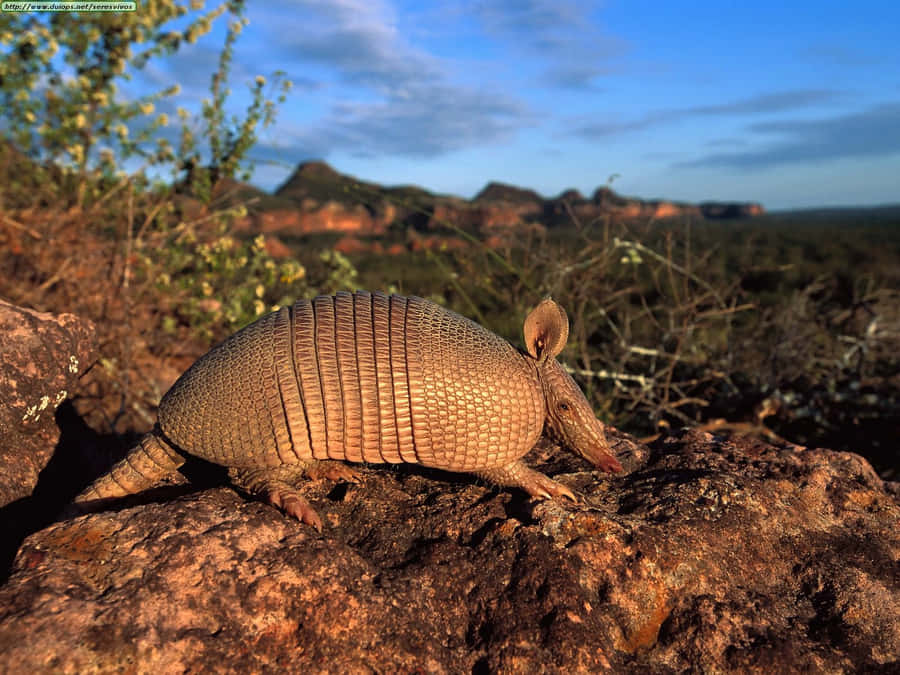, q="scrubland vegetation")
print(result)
[1,3,897,478]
